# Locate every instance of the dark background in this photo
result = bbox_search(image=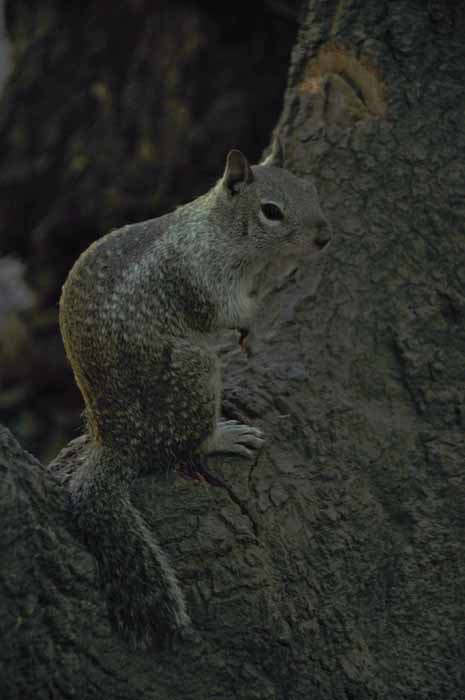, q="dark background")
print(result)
[0,0,301,461]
